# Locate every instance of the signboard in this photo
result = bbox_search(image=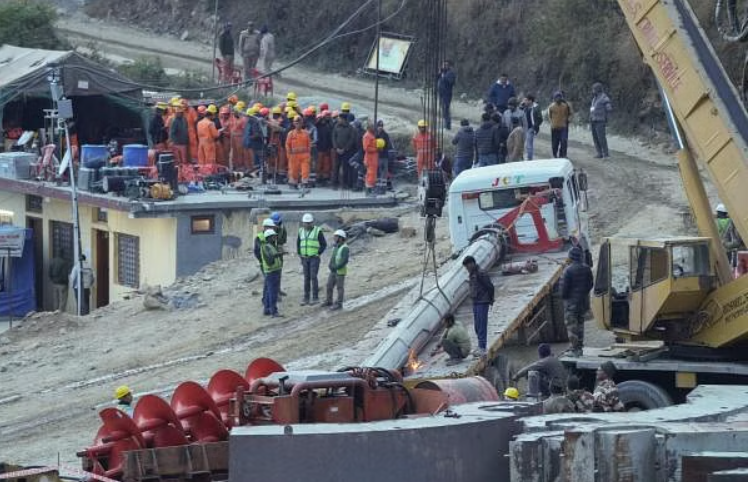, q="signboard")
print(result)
[363,34,415,79]
[0,226,25,257]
